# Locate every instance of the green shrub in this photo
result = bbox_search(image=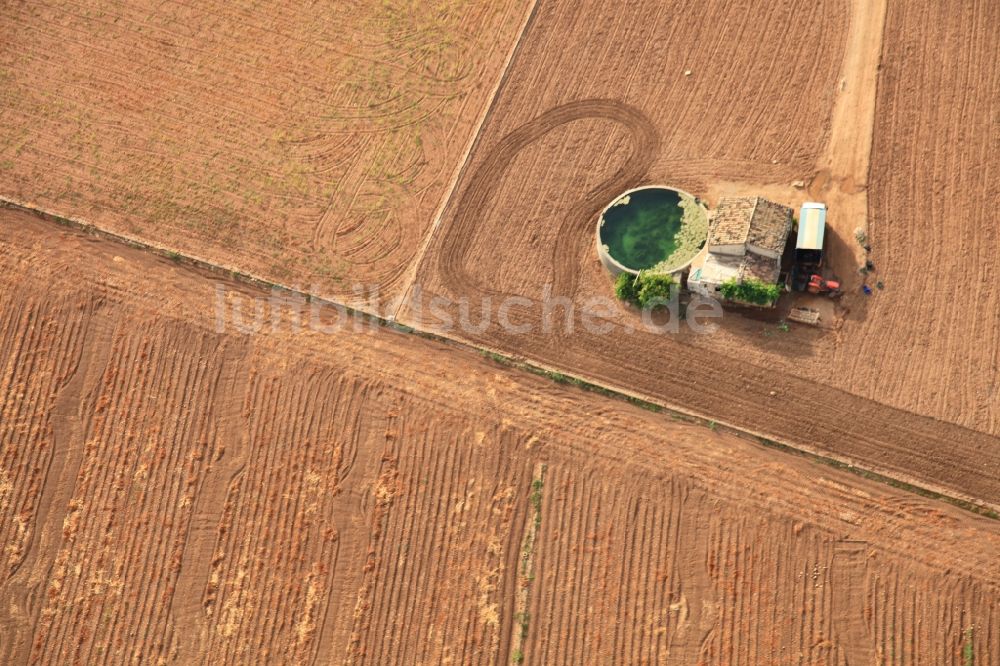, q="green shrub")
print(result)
[614,271,675,309]
[635,271,675,308]
[614,271,638,303]
[719,278,781,306]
